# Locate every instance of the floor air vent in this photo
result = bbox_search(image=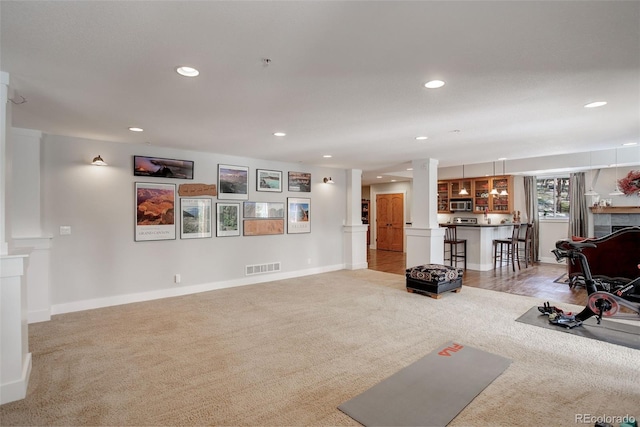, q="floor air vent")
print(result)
[245,262,281,276]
